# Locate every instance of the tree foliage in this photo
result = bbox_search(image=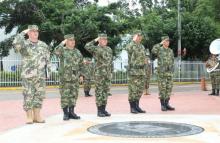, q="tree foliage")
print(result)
[0,0,219,60]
